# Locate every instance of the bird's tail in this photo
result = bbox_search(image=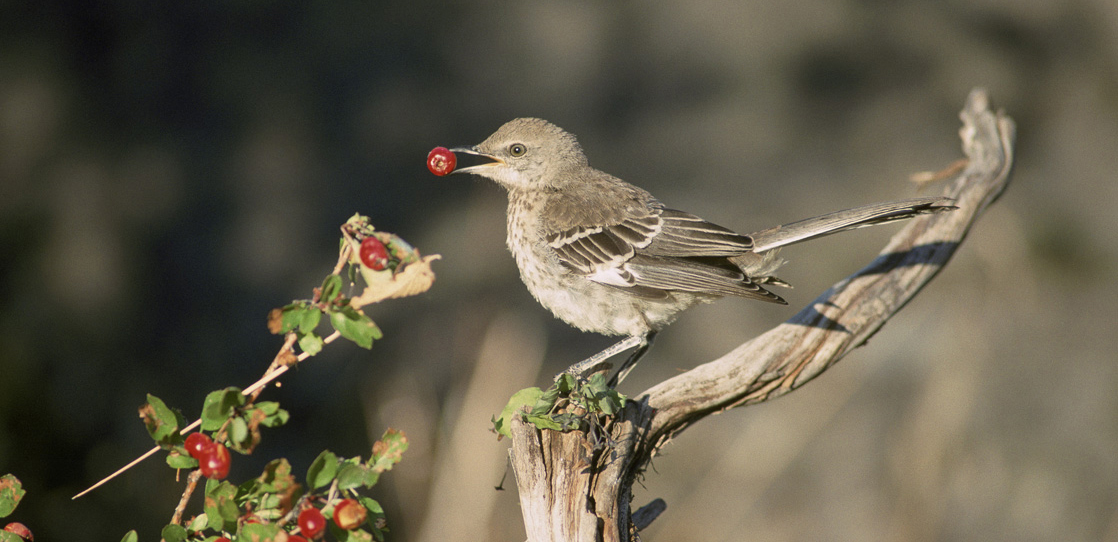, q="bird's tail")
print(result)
[747,196,956,253]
